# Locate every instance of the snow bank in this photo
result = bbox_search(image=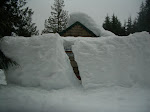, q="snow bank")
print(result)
[72,32,150,88]
[68,12,115,37]
[0,34,79,90]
